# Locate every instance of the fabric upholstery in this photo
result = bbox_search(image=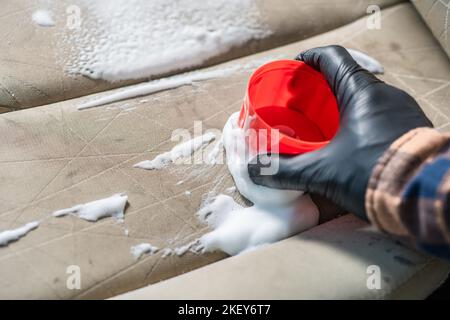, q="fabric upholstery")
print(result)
[413,0,450,58]
[0,3,448,299]
[0,0,401,112]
